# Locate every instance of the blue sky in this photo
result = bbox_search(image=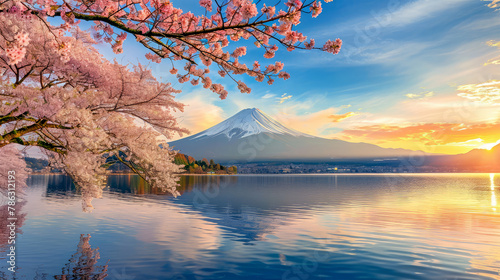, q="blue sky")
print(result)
[96,0,500,154]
